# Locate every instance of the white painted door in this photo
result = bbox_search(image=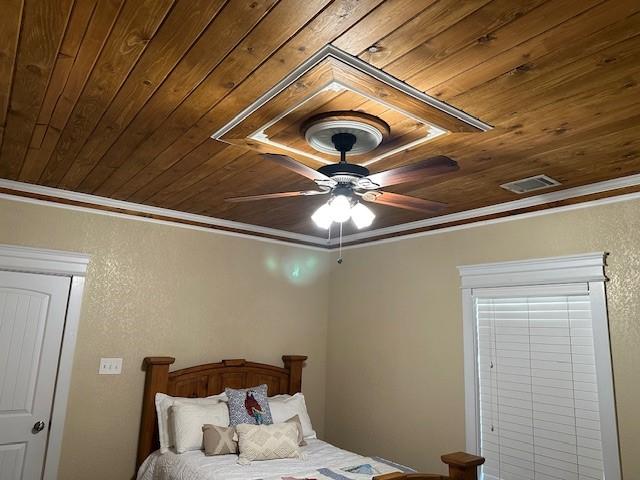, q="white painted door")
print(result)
[0,270,71,480]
